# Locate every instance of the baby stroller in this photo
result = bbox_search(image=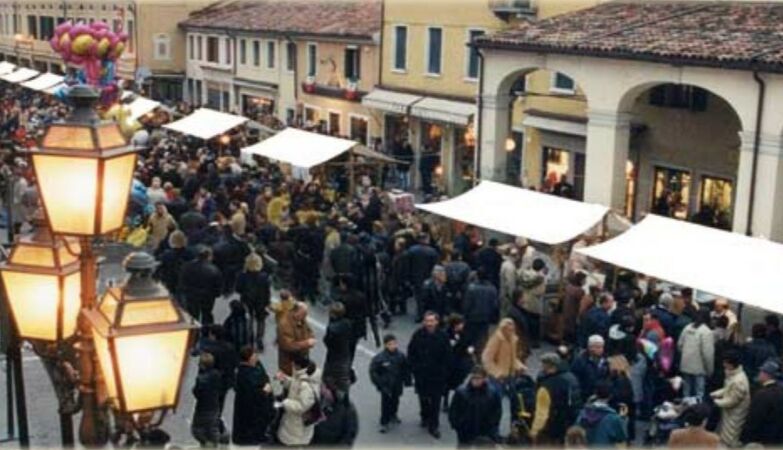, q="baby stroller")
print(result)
[506,374,536,446]
[644,397,701,446]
